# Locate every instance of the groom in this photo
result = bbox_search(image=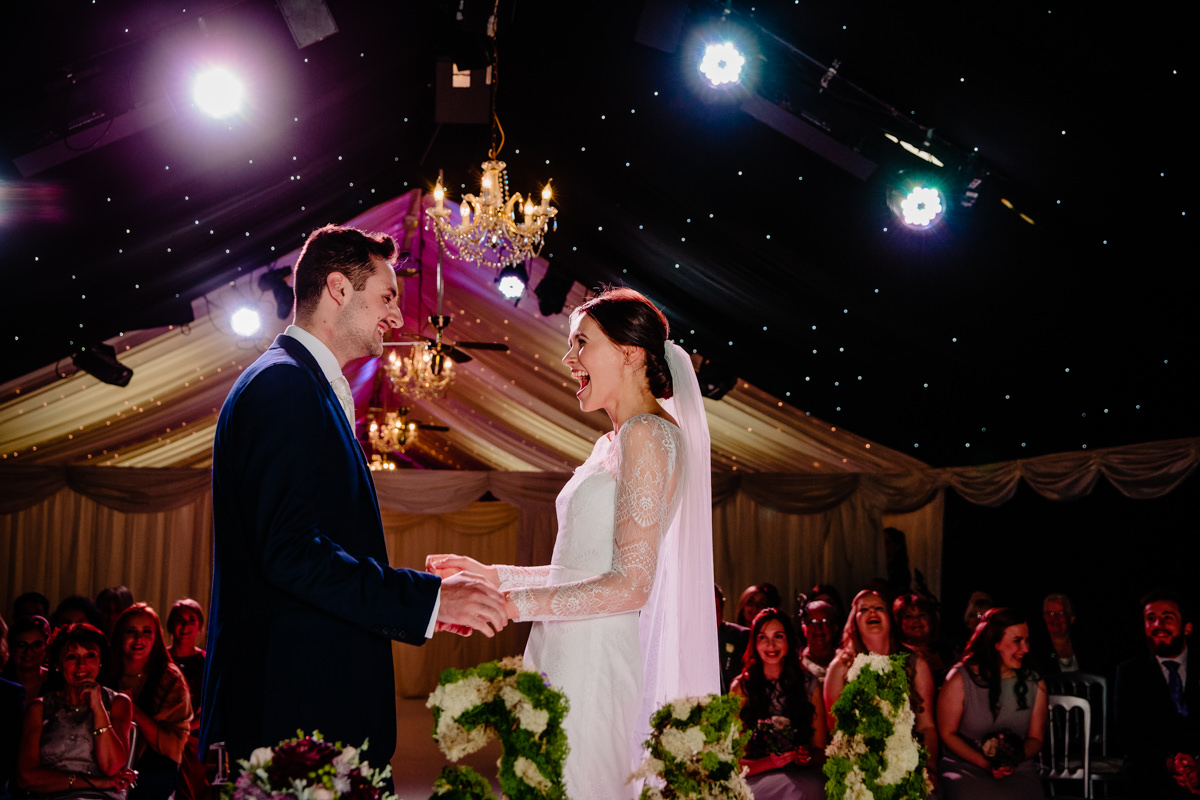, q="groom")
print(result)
[201,224,508,762]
